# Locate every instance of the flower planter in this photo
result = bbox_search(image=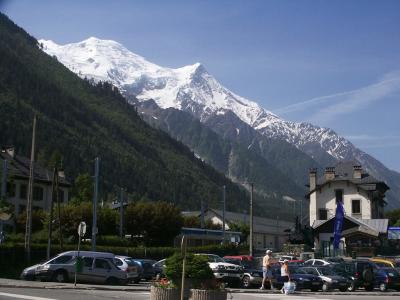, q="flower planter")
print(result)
[150,286,180,300]
[189,289,227,300]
